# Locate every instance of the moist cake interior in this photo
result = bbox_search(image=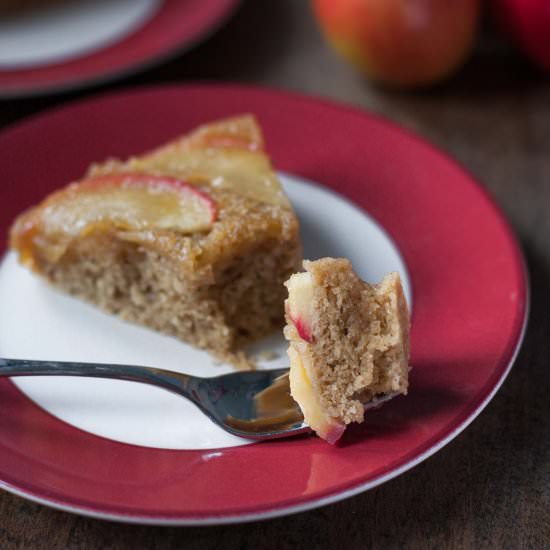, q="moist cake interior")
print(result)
[284,258,409,441]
